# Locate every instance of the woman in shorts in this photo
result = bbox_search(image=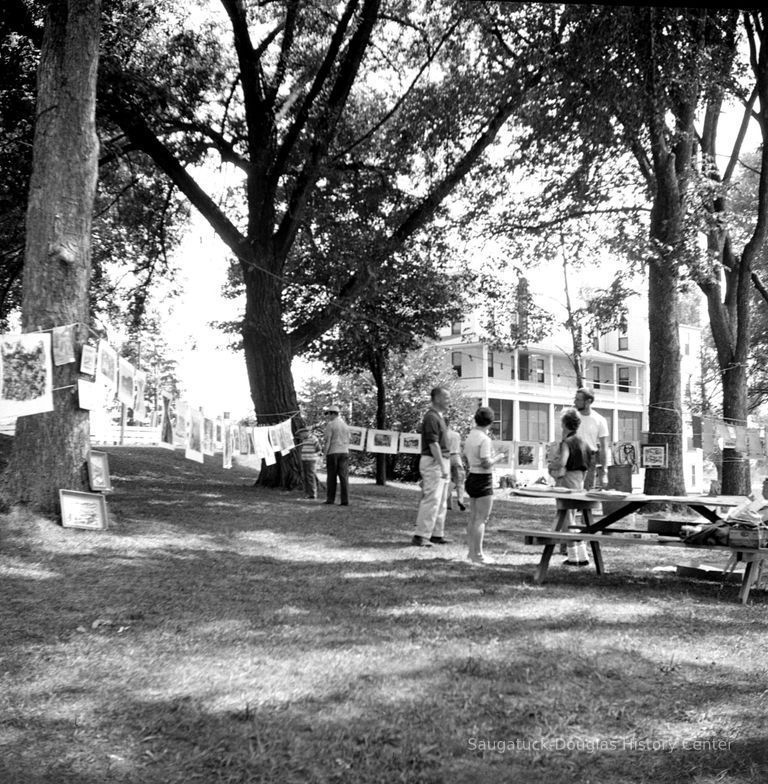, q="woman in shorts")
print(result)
[463,406,506,564]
